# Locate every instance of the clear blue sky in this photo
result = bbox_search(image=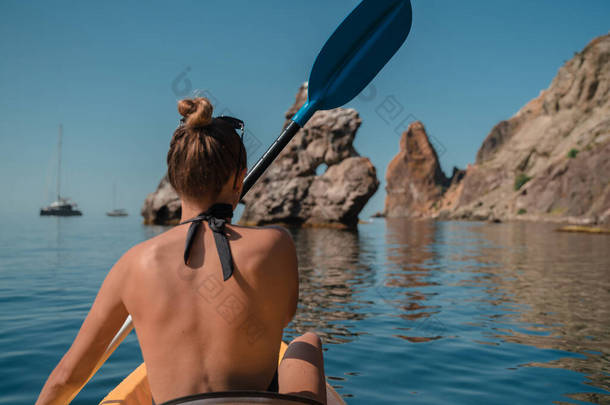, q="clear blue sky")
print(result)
[1,0,608,218]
